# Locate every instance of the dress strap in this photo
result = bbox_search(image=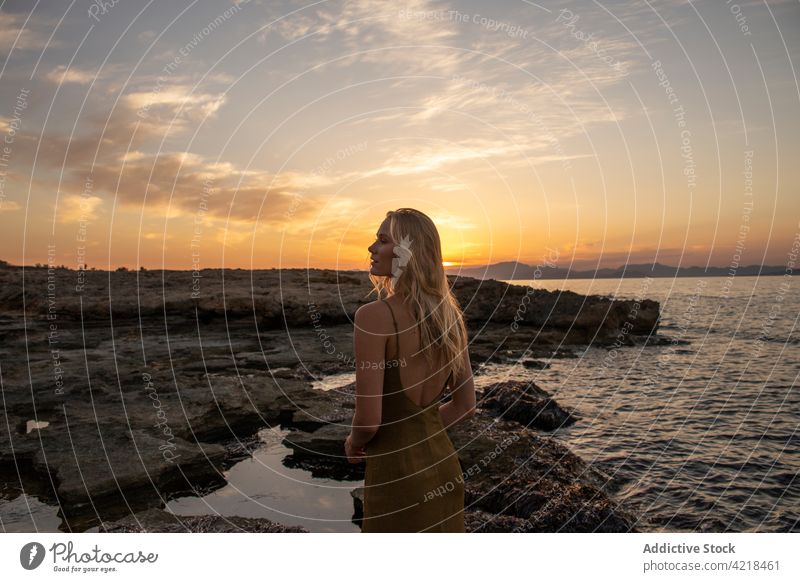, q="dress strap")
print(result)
[381,298,401,361]
[442,369,453,393]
